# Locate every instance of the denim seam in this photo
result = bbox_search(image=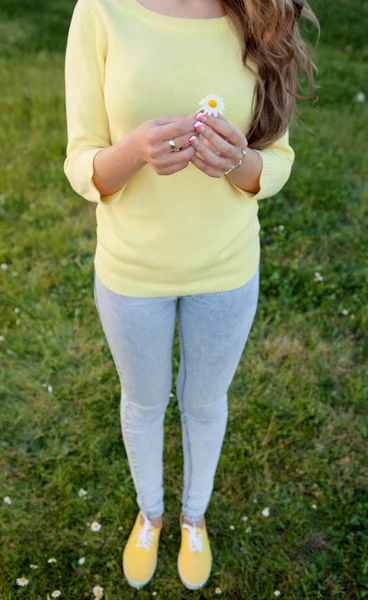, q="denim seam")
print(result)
[178,312,193,515]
